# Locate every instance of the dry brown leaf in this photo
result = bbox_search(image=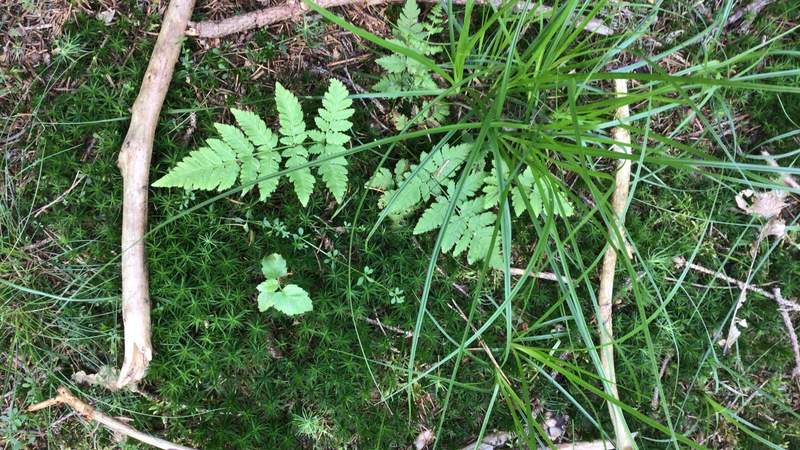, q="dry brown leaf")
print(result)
[735,189,787,219]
